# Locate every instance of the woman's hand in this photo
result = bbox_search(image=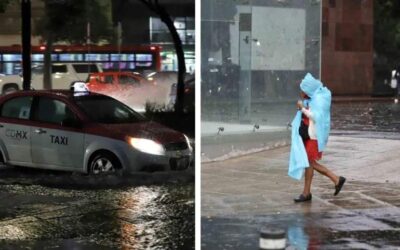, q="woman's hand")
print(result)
[297,100,304,110]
